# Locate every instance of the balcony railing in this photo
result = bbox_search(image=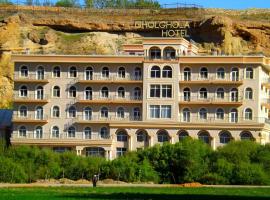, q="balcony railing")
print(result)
[13,94,49,101]
[13,114,48,121]
[145,56,179,61]
[76,95,143,102]
[14,73,50,81]
[179,74,243,82]
[77,74,142,82]
[179,95,243,104]
[74,115,142,122]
